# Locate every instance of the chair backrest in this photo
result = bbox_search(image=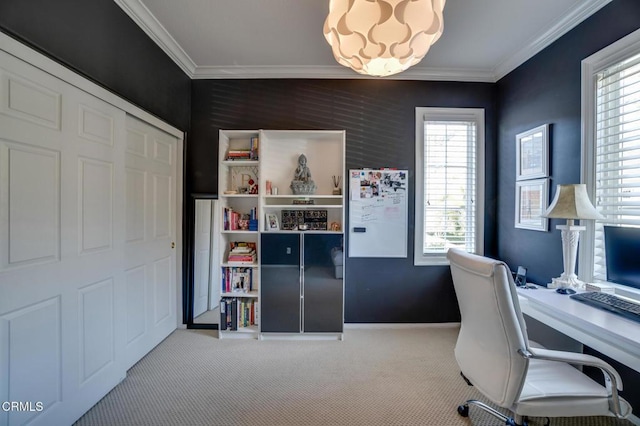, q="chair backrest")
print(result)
[447,248,529,407]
